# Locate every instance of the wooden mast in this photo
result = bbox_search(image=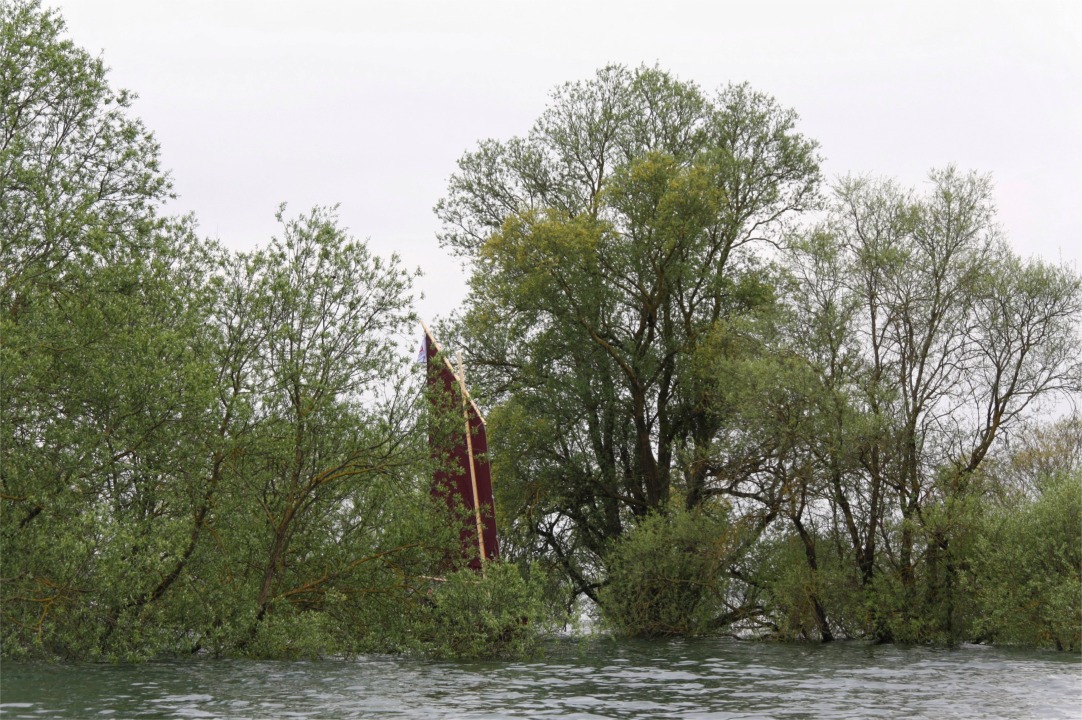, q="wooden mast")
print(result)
[420,320,497,571]
[456,352,487,572]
